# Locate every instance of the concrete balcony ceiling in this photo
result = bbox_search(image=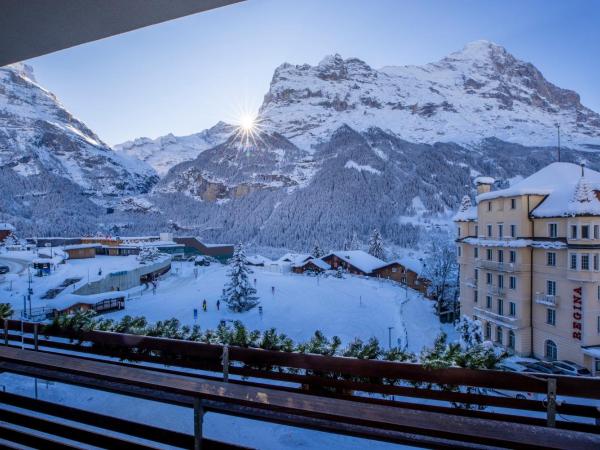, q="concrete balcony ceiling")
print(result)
[0,0,243,66]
